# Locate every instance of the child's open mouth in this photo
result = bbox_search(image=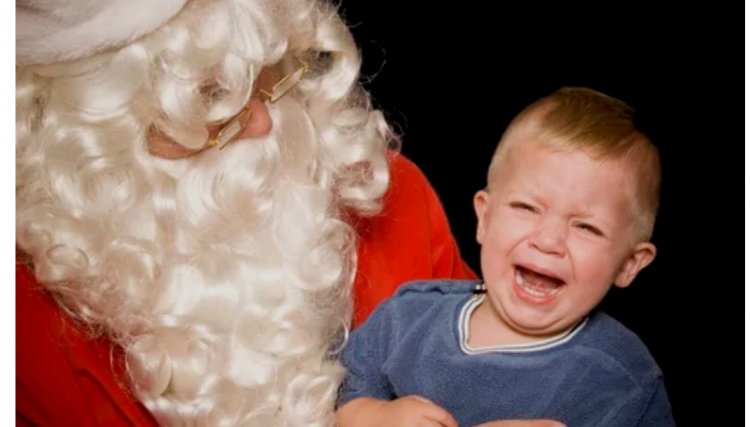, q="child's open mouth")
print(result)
[513,265,565,303]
